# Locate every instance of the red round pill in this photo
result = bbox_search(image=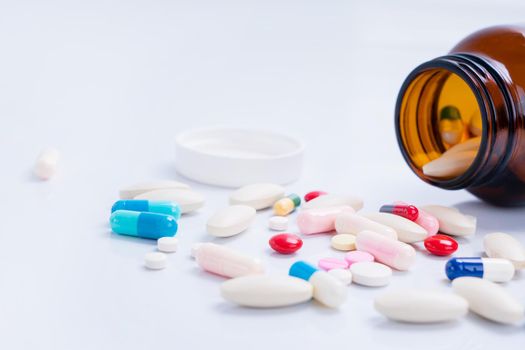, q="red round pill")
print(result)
[304,191,327,202]
[269,233,303,254]
[424,234,458,256]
